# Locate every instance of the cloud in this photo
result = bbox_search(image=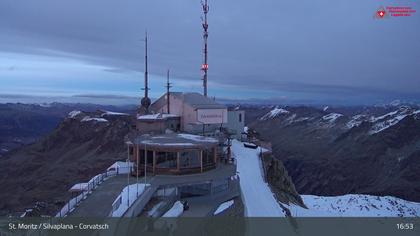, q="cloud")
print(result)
[0,0,419,104]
